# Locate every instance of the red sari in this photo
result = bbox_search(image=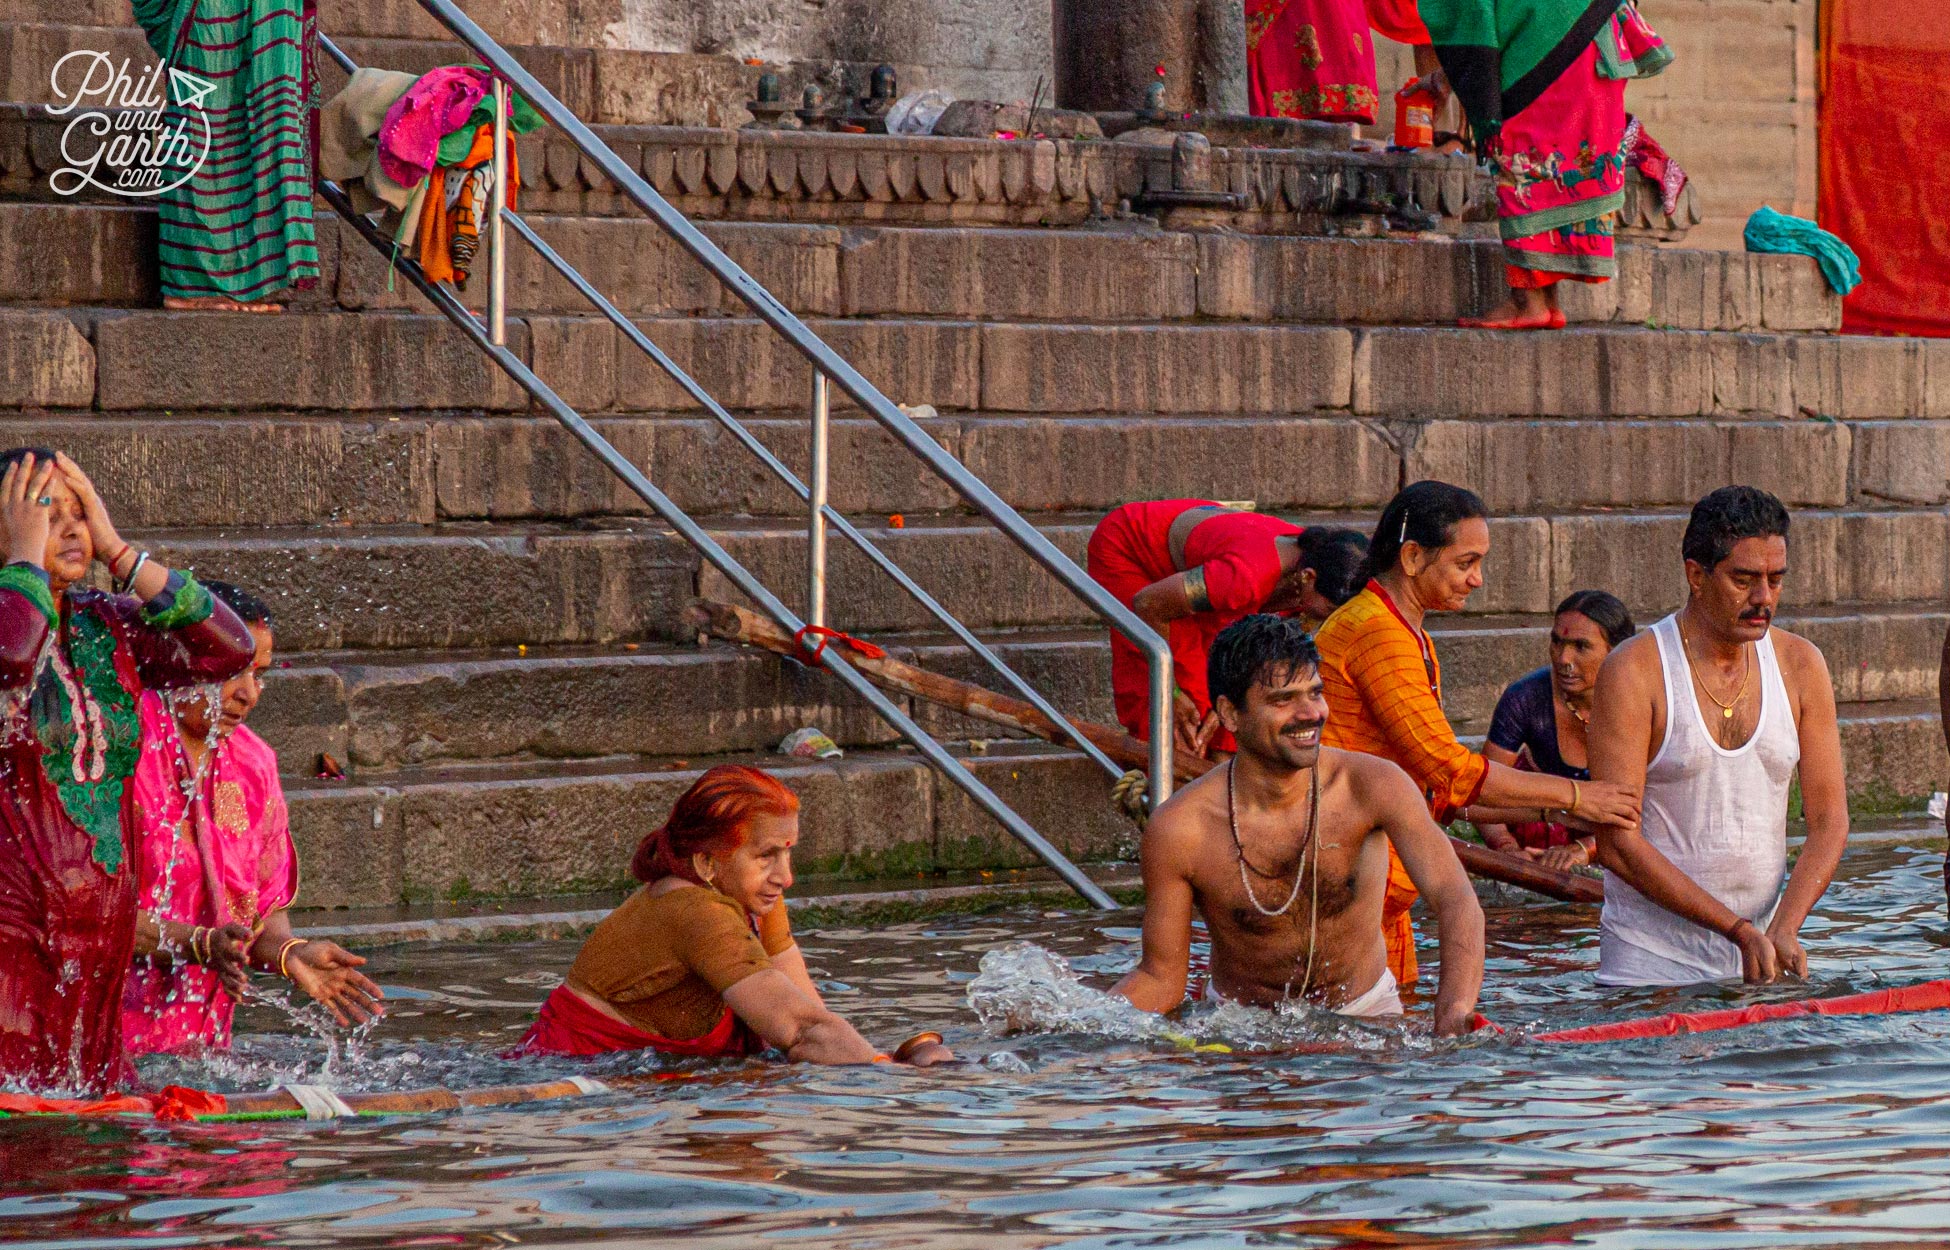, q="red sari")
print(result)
[1246,0,1381,122]
[0,569,252,1092]
[515,985,759,1059]
[1086,502,1303,756]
